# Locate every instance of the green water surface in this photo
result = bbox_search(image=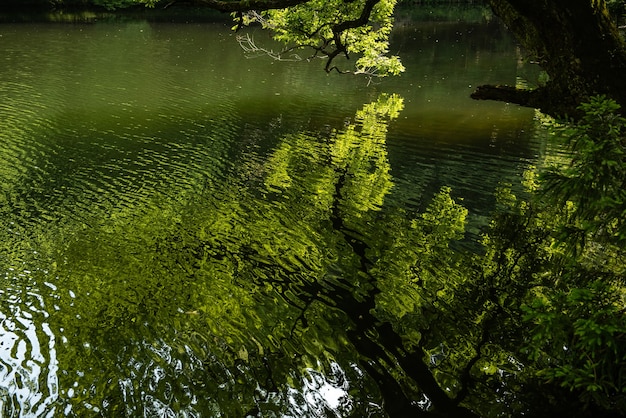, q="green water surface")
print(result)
[0,10,547,417]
